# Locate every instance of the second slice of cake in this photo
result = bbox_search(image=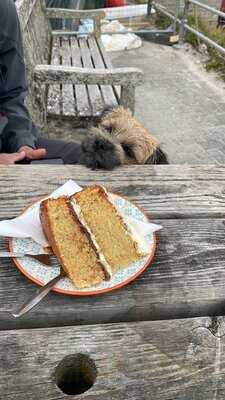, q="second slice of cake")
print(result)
[70,185,144,275]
